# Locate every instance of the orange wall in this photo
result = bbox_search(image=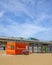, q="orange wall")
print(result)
[6,42,16,54]
[6,42,29,55]
[16,42,29,54]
